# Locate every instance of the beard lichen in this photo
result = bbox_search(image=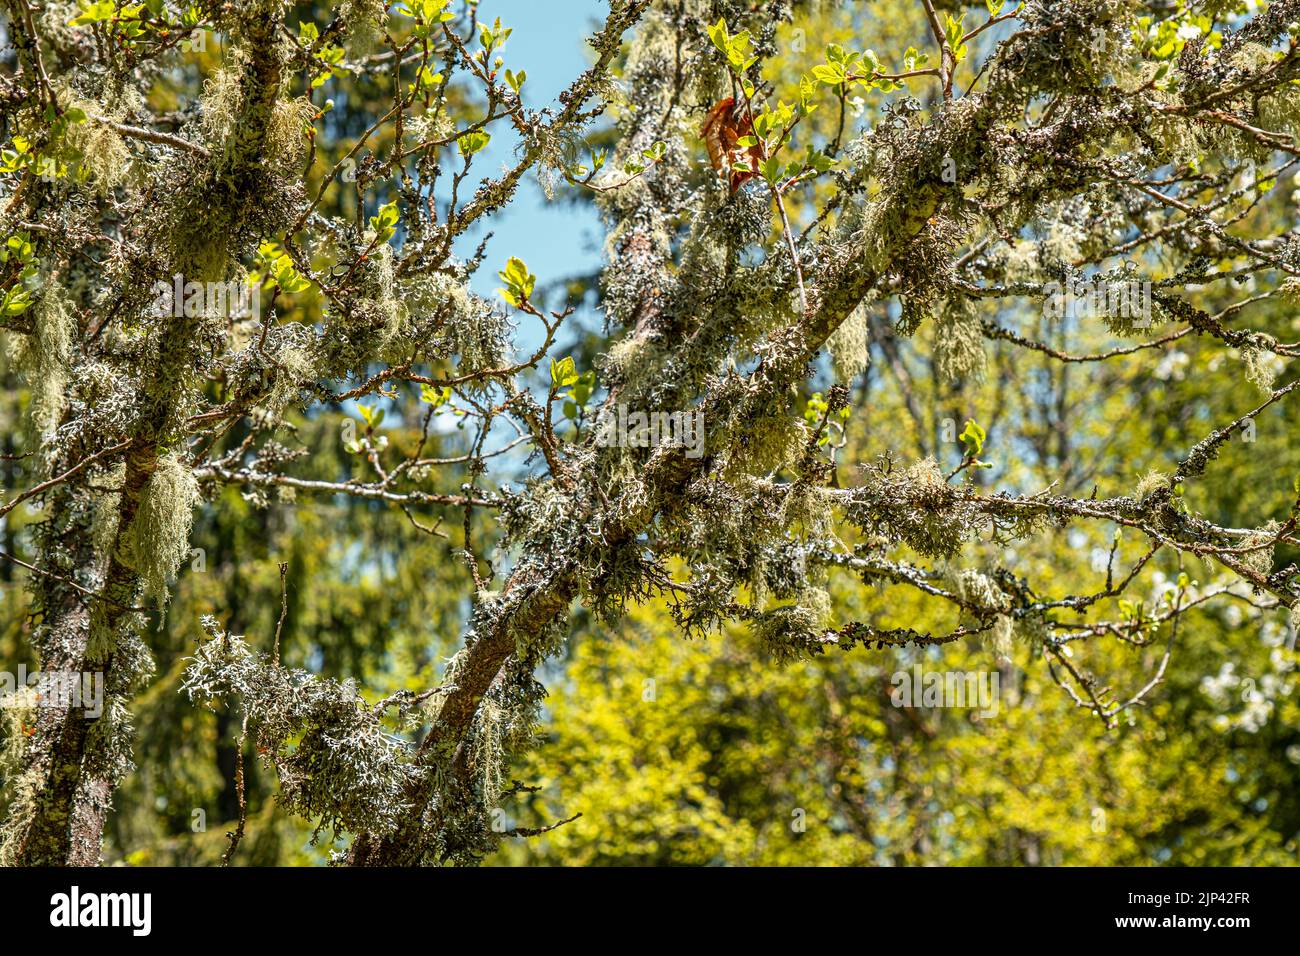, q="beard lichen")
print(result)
[7,278,74,452]
[844,457,977,560]
[121,453,201,606]
[828,300,870,382]
[934,296,986,384]
[264,96,318,174]
[201,49,249,149]
[0,690,40,866]
[1134,469,1170,503]
[1240,342,1281,396]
